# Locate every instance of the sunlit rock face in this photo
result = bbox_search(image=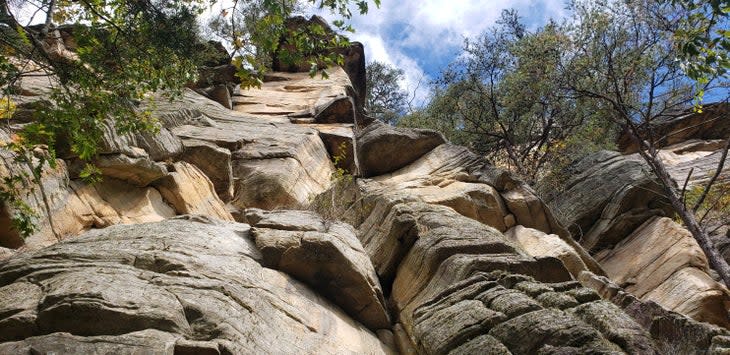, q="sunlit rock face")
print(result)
[2,29,730,354]
[0,218,393,354]
[542,147,730,328]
